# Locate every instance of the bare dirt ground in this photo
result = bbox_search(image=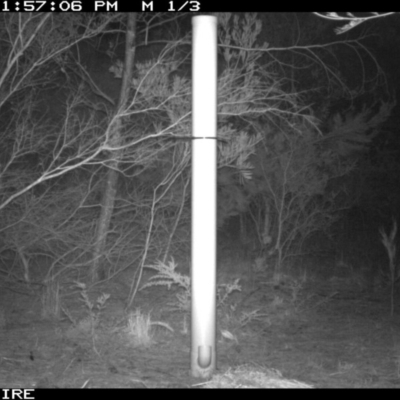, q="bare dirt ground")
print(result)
[0,253,399,388]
